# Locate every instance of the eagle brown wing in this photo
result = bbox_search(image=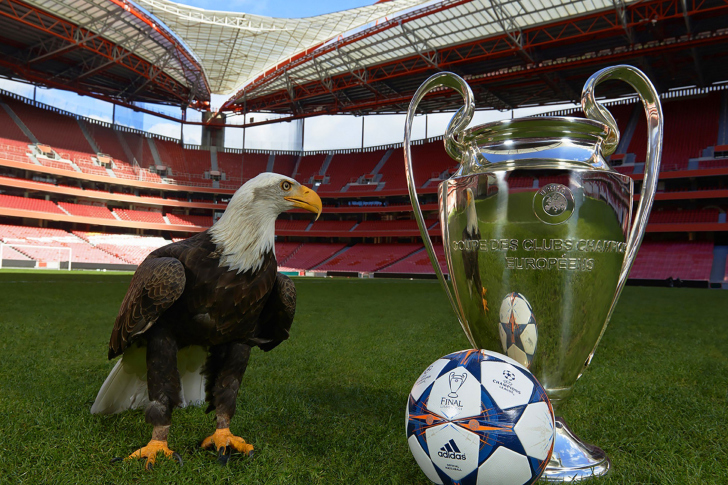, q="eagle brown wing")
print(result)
[108,257,186,359]
[249,272,296,351]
